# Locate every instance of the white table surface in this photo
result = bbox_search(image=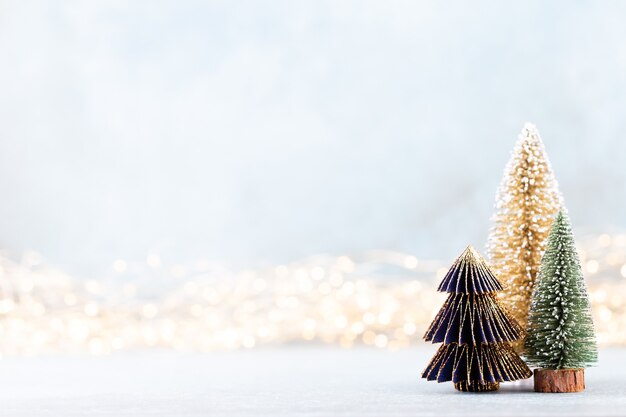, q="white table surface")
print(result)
[0,347,623,416]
